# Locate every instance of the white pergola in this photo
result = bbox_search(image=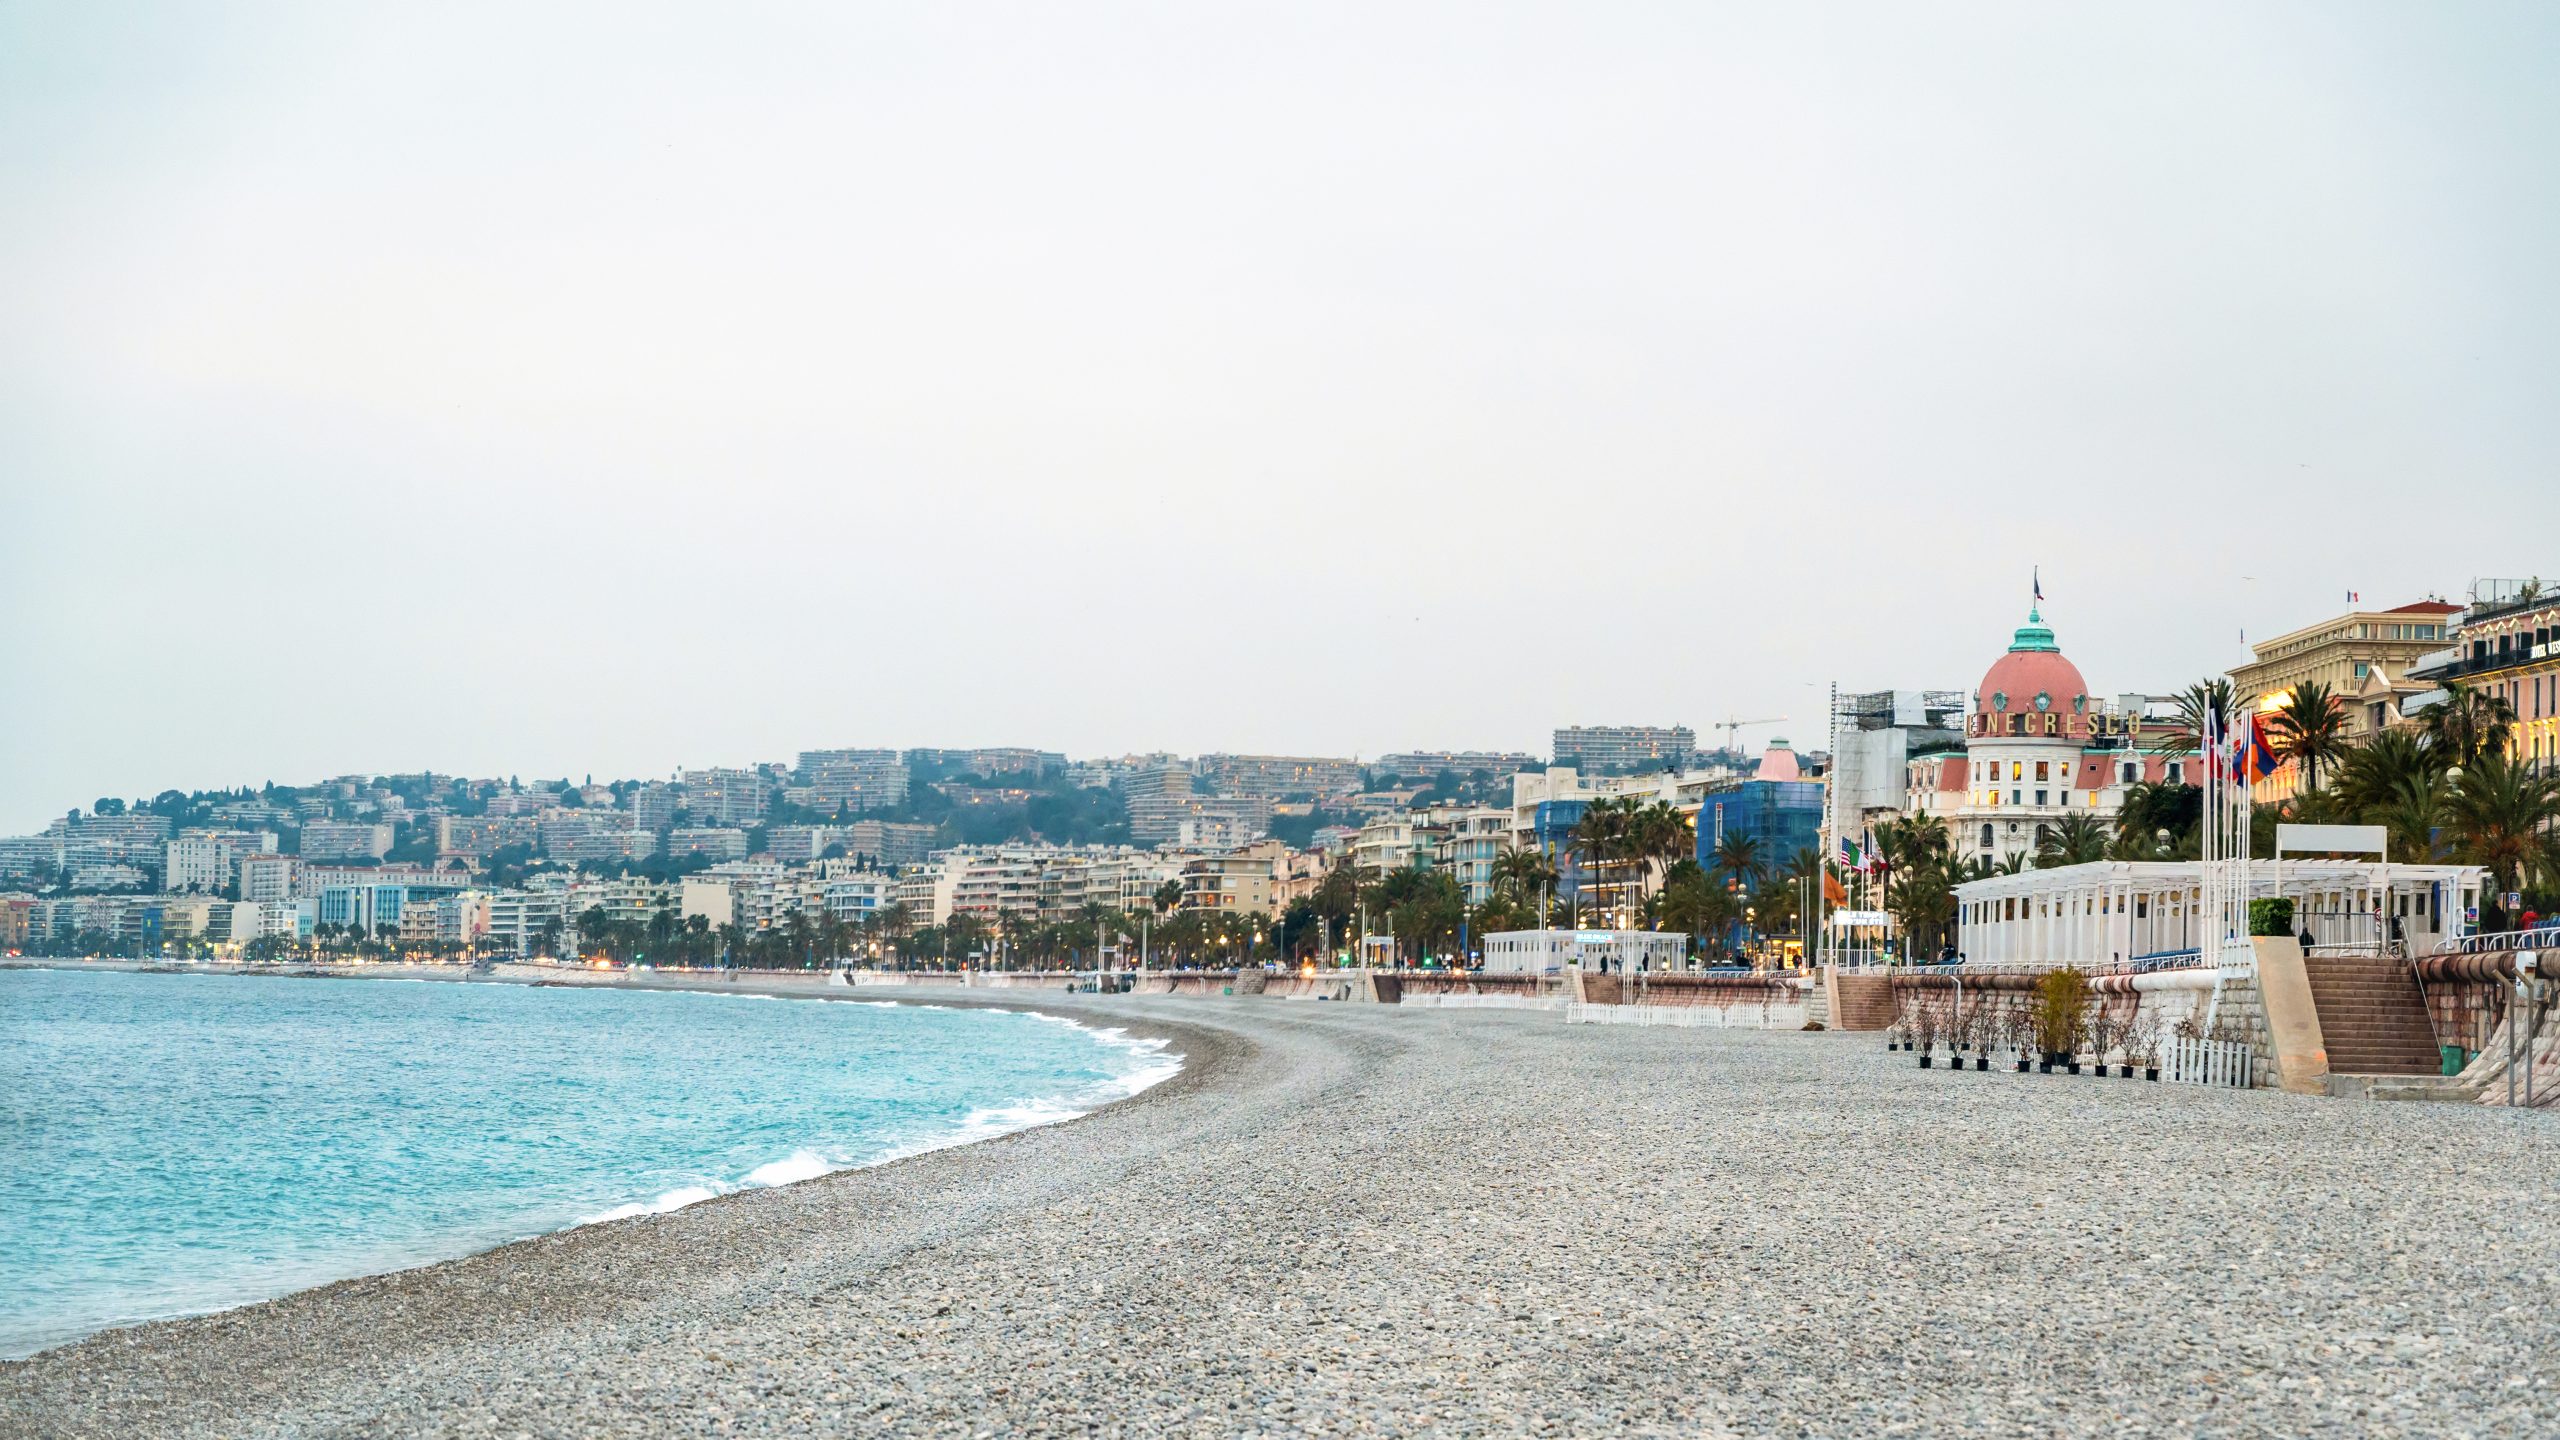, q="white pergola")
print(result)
[1483,929,1691,974]
[1954,859,2484,968]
